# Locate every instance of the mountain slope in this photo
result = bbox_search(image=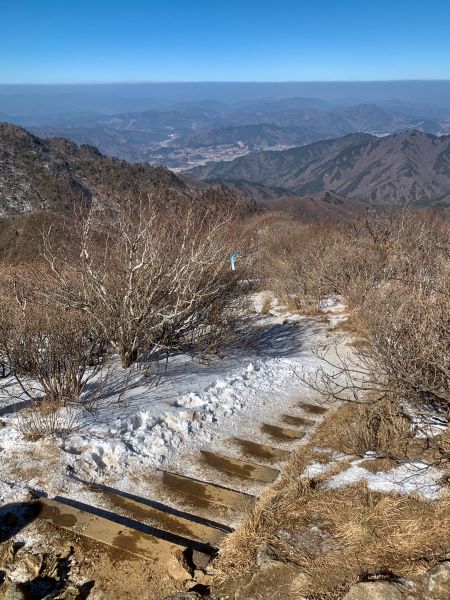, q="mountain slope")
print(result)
[267,191,371,223]
[188,130,450,207]
[0,123,188,218]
